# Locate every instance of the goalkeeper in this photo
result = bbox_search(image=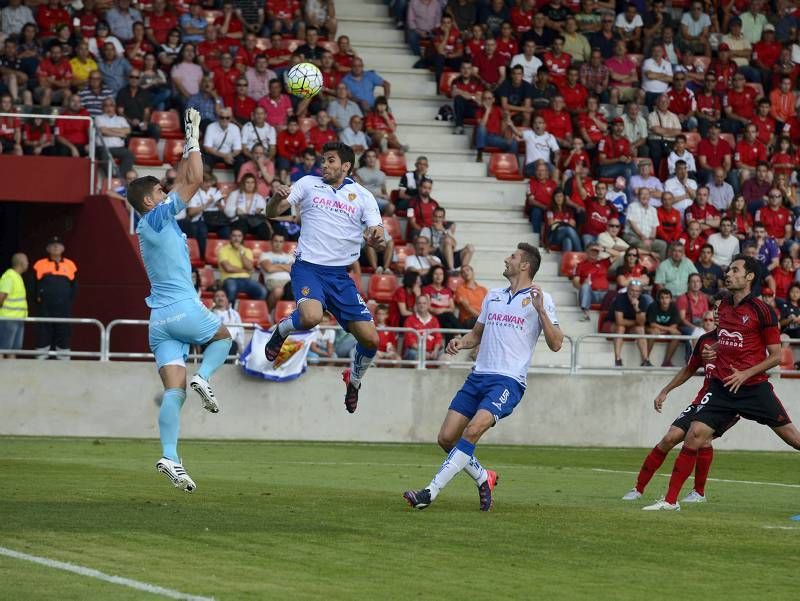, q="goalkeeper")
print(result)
[126,109,233,494]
